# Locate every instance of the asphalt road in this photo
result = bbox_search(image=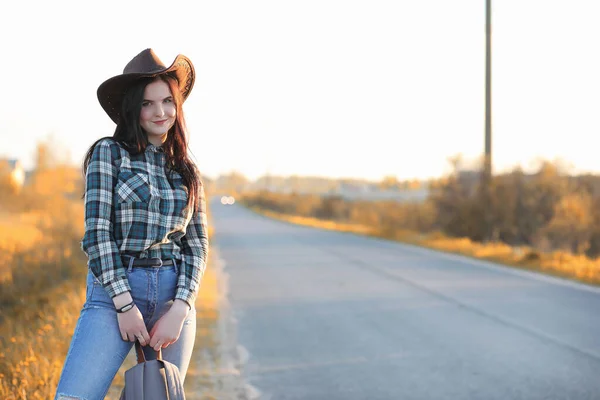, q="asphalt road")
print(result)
[210,199,600,400]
